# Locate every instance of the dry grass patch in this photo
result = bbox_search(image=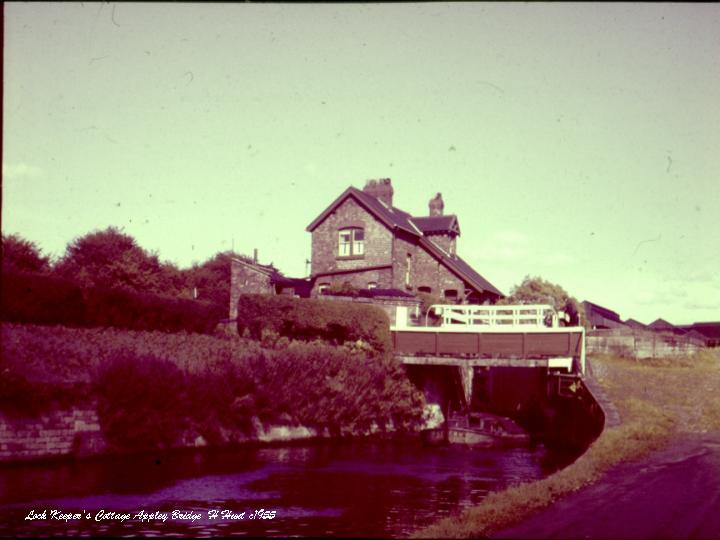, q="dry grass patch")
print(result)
[413,350,720,538]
